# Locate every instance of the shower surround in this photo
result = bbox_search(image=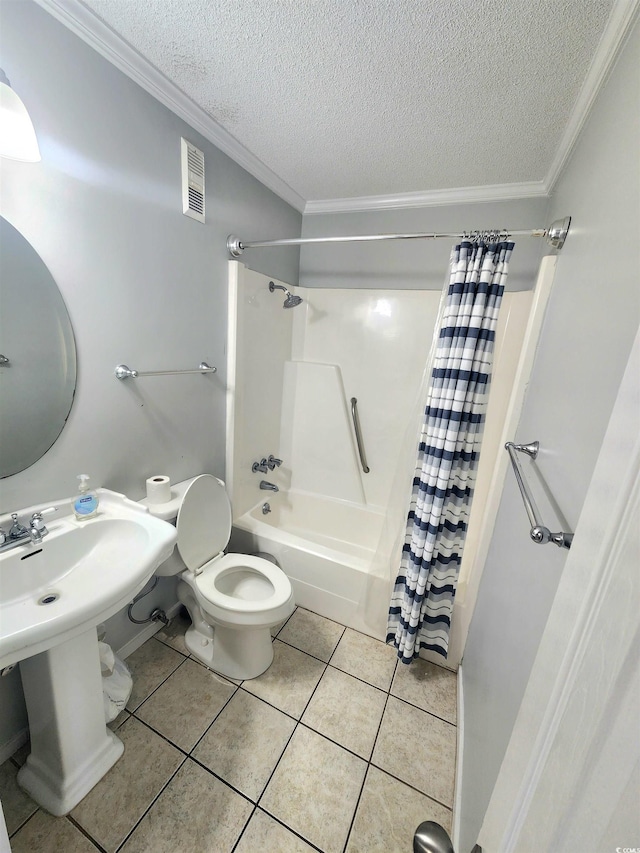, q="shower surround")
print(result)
[226,261,534,657]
